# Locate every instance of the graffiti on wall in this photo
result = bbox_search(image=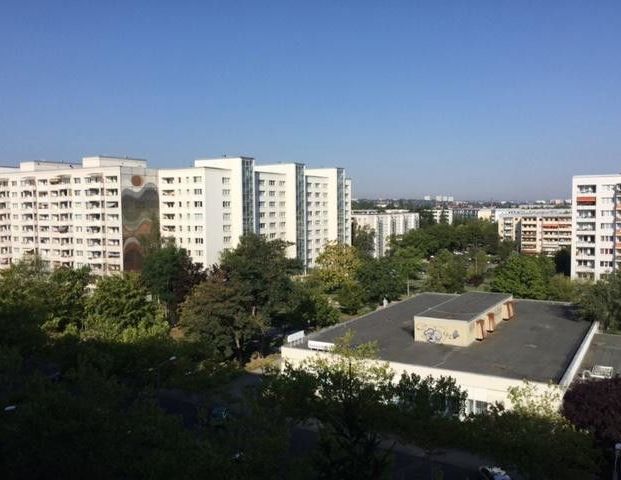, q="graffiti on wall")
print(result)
[416,323,460,344]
